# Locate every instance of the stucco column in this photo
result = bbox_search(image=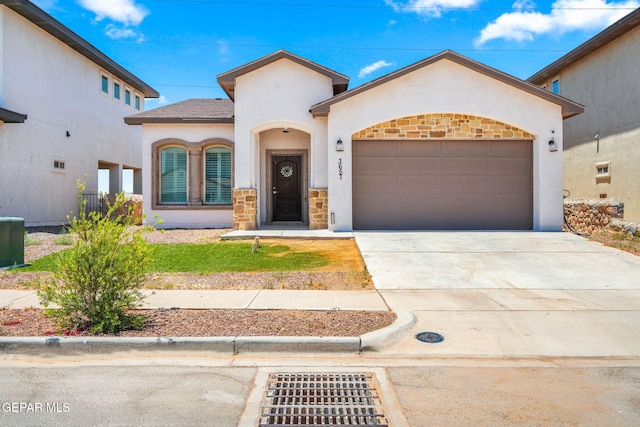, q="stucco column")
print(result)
[188,147,203,205]
[132,168,142,195]
[108,164,122,195]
